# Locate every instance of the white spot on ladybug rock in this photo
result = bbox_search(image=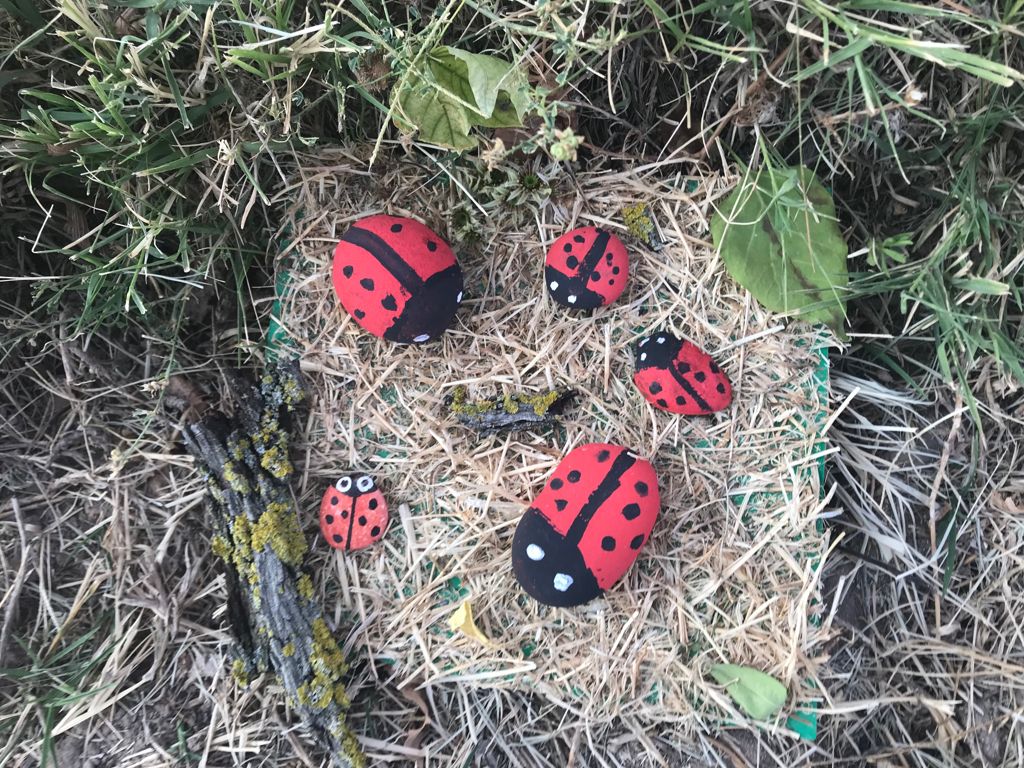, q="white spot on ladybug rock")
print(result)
[356,475,373,492]
[457,291,463,303]
[640,353,647,361]
[567,295,577,304]
[639,338,649,347]
[656,336,666,344]
[335,476,352,492]
[550,281,559,290]
[553,573,574,592]
[413,334,430,343]
[527,544,545,561]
